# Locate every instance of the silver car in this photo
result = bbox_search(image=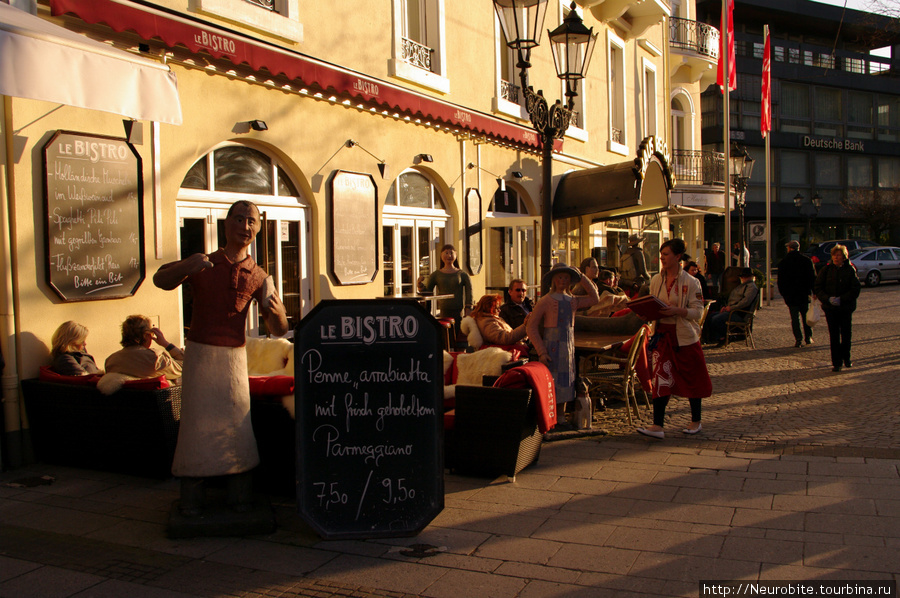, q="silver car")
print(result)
[848,246,900,287]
